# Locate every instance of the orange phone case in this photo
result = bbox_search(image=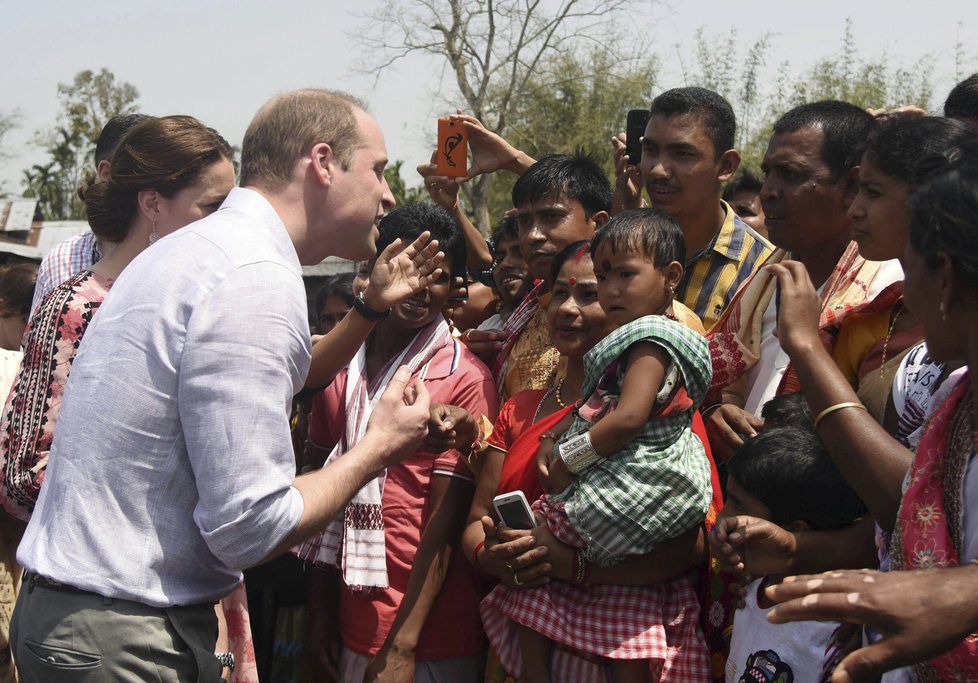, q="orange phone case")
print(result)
[436,117,468,177]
